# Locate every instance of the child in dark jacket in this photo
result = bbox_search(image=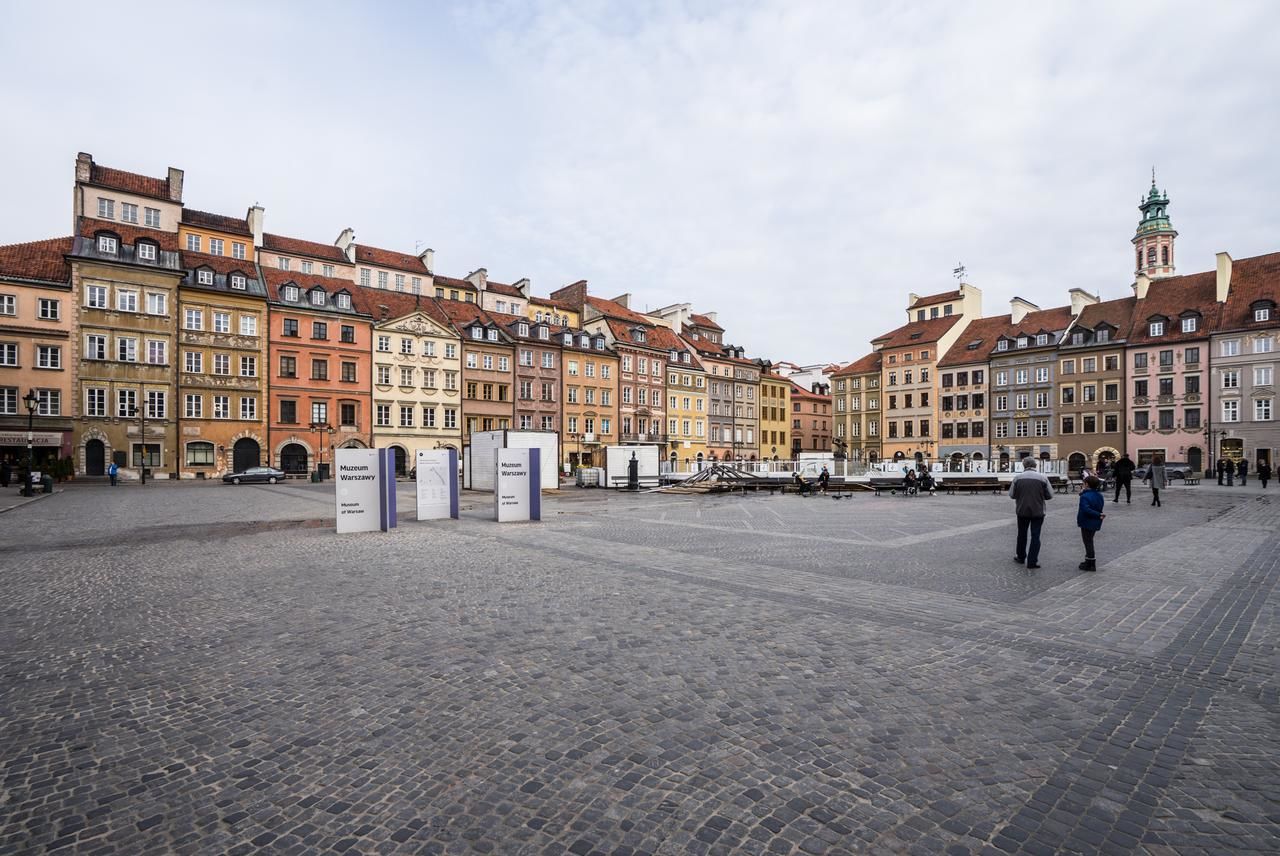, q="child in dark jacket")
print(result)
[1077,475,1106,571]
